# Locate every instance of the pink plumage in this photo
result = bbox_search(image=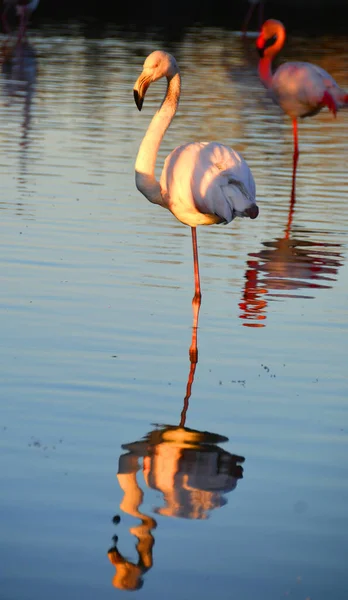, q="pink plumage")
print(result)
[256,19,348,161]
